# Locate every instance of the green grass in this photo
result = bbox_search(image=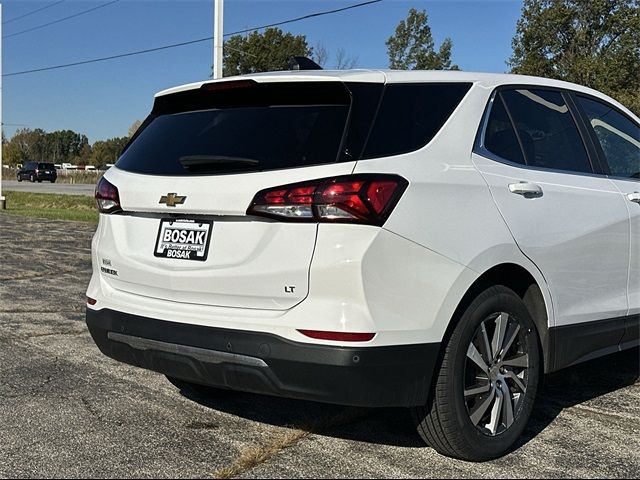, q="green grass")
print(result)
[1,191,99,223]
